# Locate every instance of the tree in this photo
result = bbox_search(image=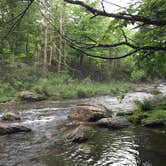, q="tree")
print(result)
[1,0,165,80]
[64,0,166,60]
